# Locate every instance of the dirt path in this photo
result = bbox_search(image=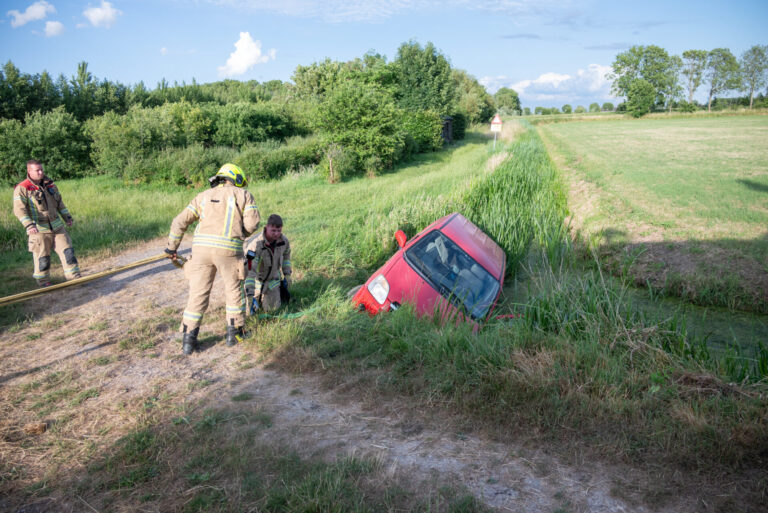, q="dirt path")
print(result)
[2,246,687,511]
